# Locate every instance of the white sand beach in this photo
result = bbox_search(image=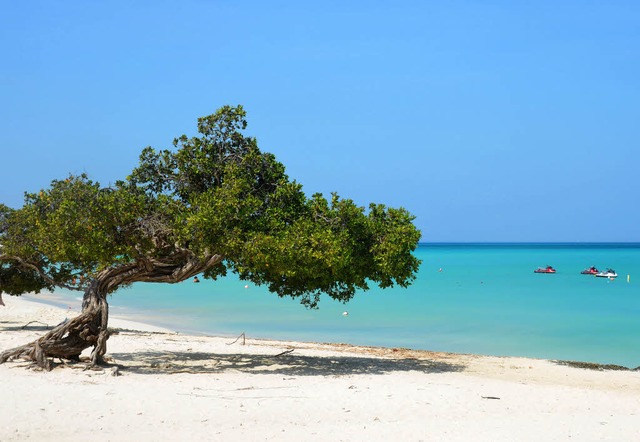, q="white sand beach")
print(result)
[1,295,639,441]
